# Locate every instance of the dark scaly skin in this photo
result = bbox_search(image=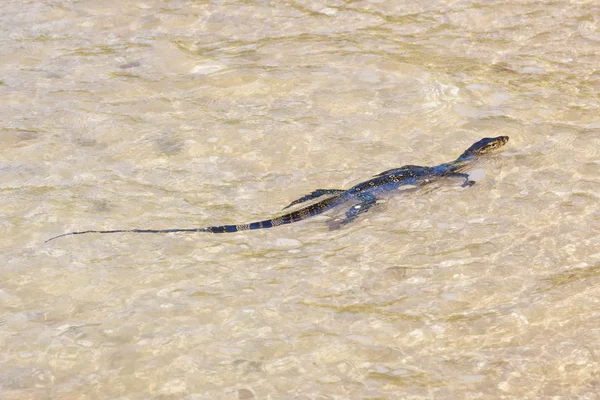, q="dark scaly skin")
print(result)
[46,136,508,242]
